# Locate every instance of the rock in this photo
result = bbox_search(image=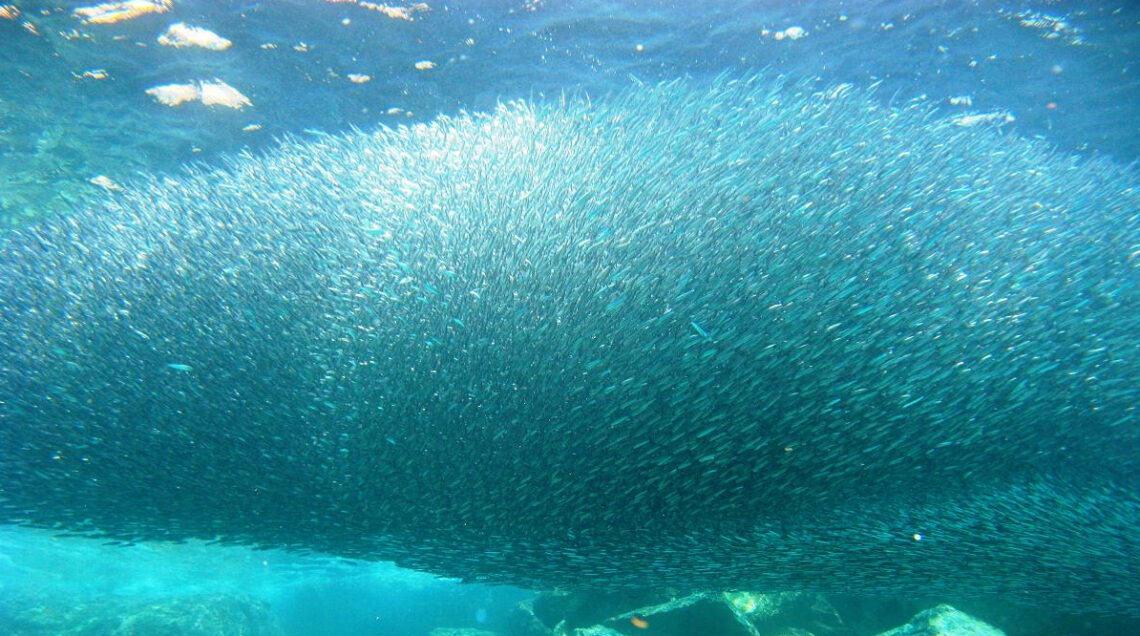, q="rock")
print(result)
[429,628,500,636]
[529,589,853,636]
[723,591,848,635]
[0,592,284,636]
[571,627,625,636]
[531,590,680,631]
[877,604,1004,636]
[601,592,750,635]
[498,598,554,636]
